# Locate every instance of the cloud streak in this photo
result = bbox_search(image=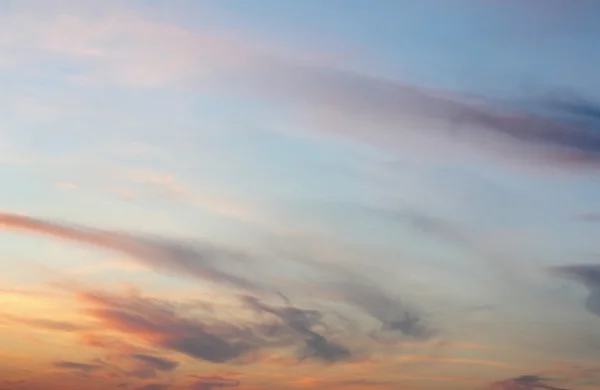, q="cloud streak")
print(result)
[0,210,434,344]
[52,361,101,374]
[0,211,261,293]
[3,4,600,169]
